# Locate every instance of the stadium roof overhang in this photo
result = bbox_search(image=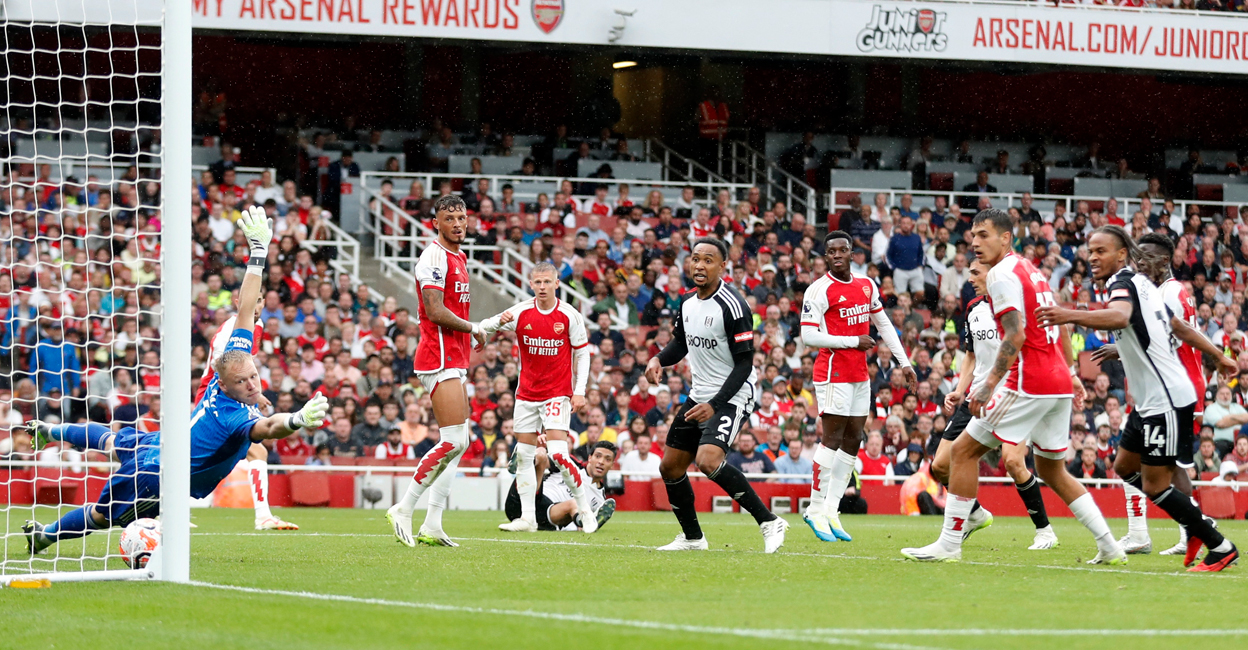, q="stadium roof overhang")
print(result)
[11,0,1248,76]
